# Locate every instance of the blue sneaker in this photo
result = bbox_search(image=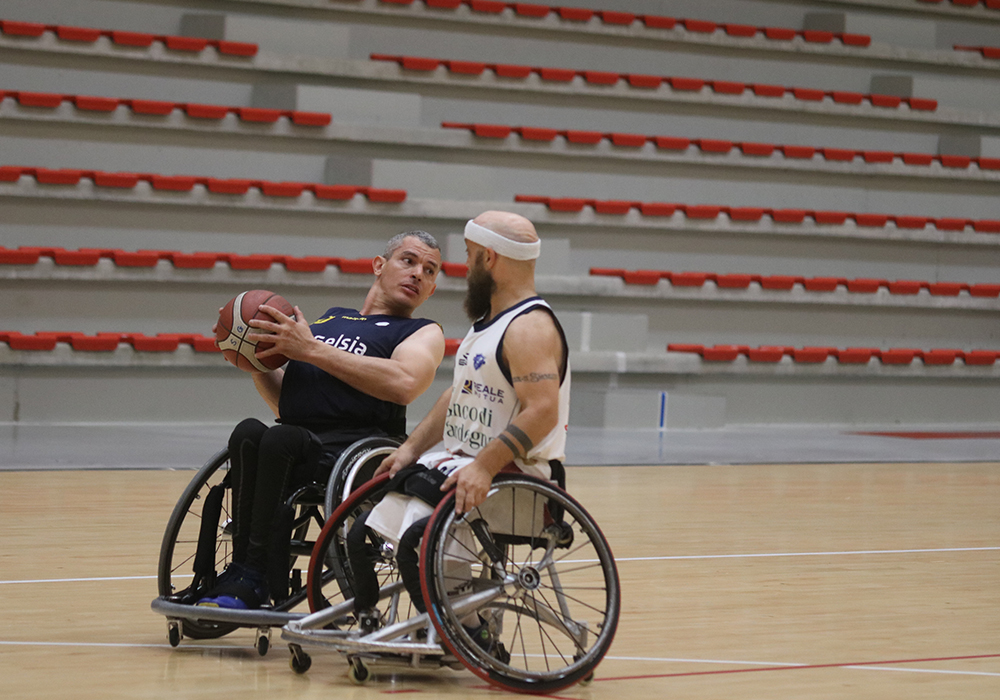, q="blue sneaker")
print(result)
[197,563,269,609]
